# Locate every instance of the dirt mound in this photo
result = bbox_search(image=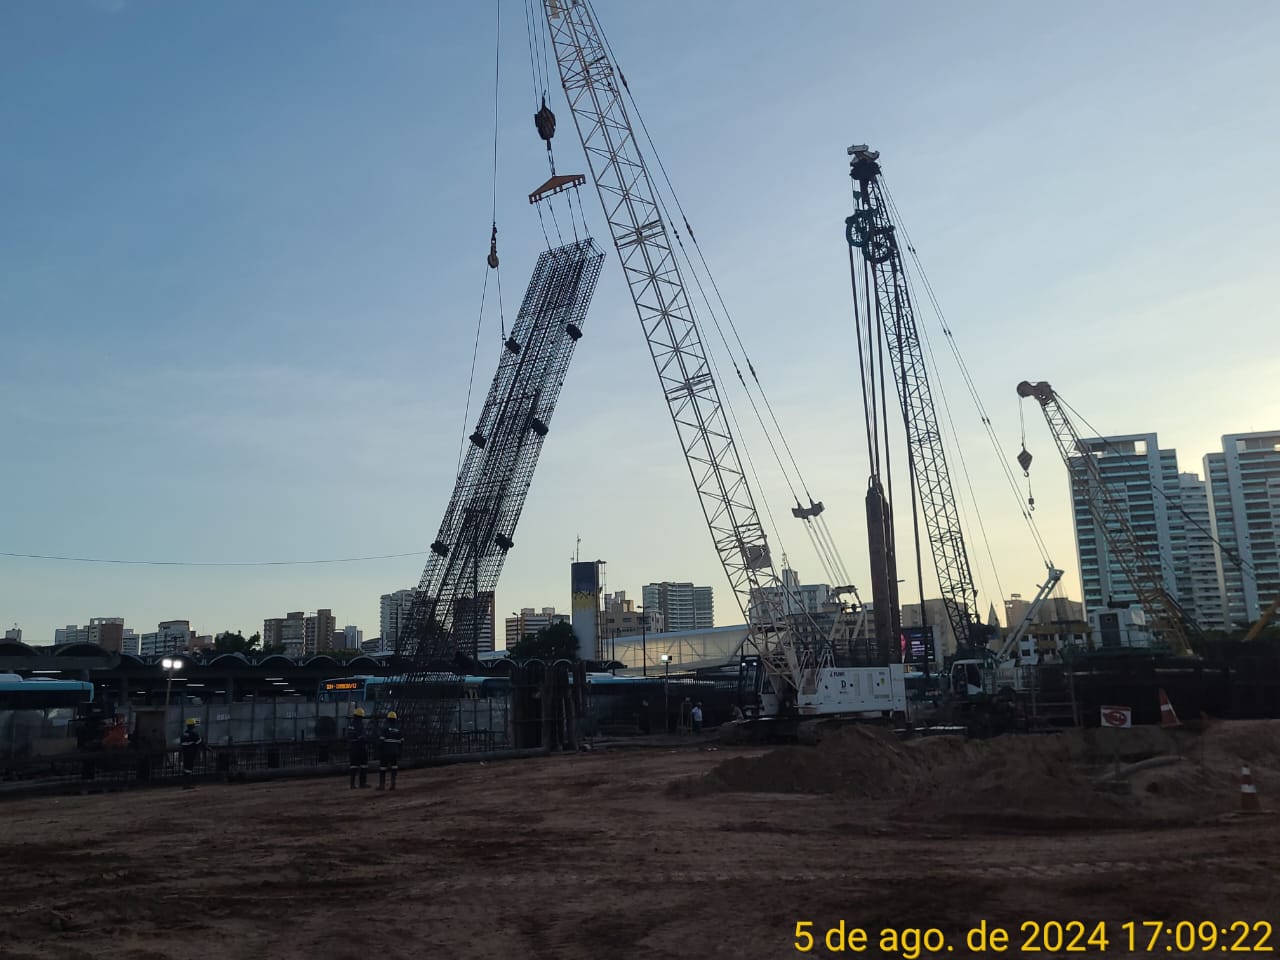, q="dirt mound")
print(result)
[676,720,1280,828]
